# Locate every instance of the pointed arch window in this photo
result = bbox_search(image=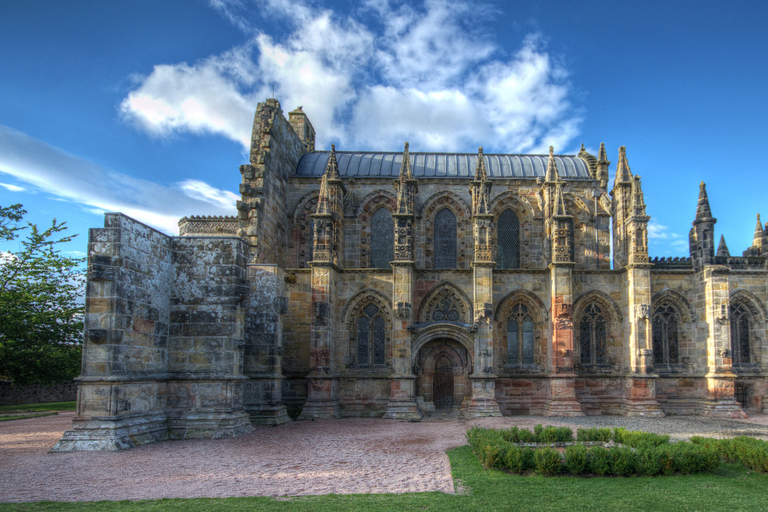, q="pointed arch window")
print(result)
[579,303,607,365]
[370,208,394,269]
[730,303,752,365]
[507,304,534,364]
[434,208,457,269]
[652,303,680,366]
[497,209,520,269]
[357,304,386,366]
